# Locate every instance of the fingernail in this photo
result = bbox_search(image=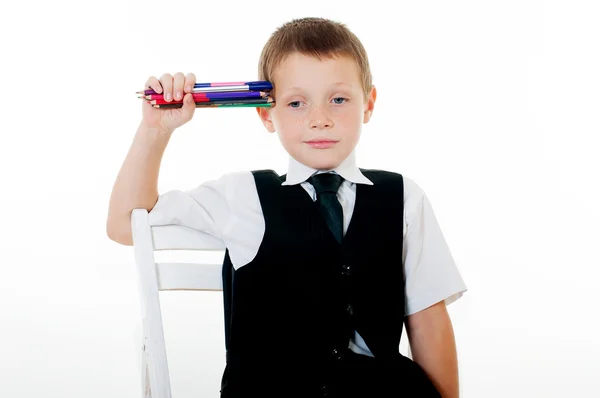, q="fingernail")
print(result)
[176,92,181,99]
[166,93,172,101]
[185,86,191,92]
